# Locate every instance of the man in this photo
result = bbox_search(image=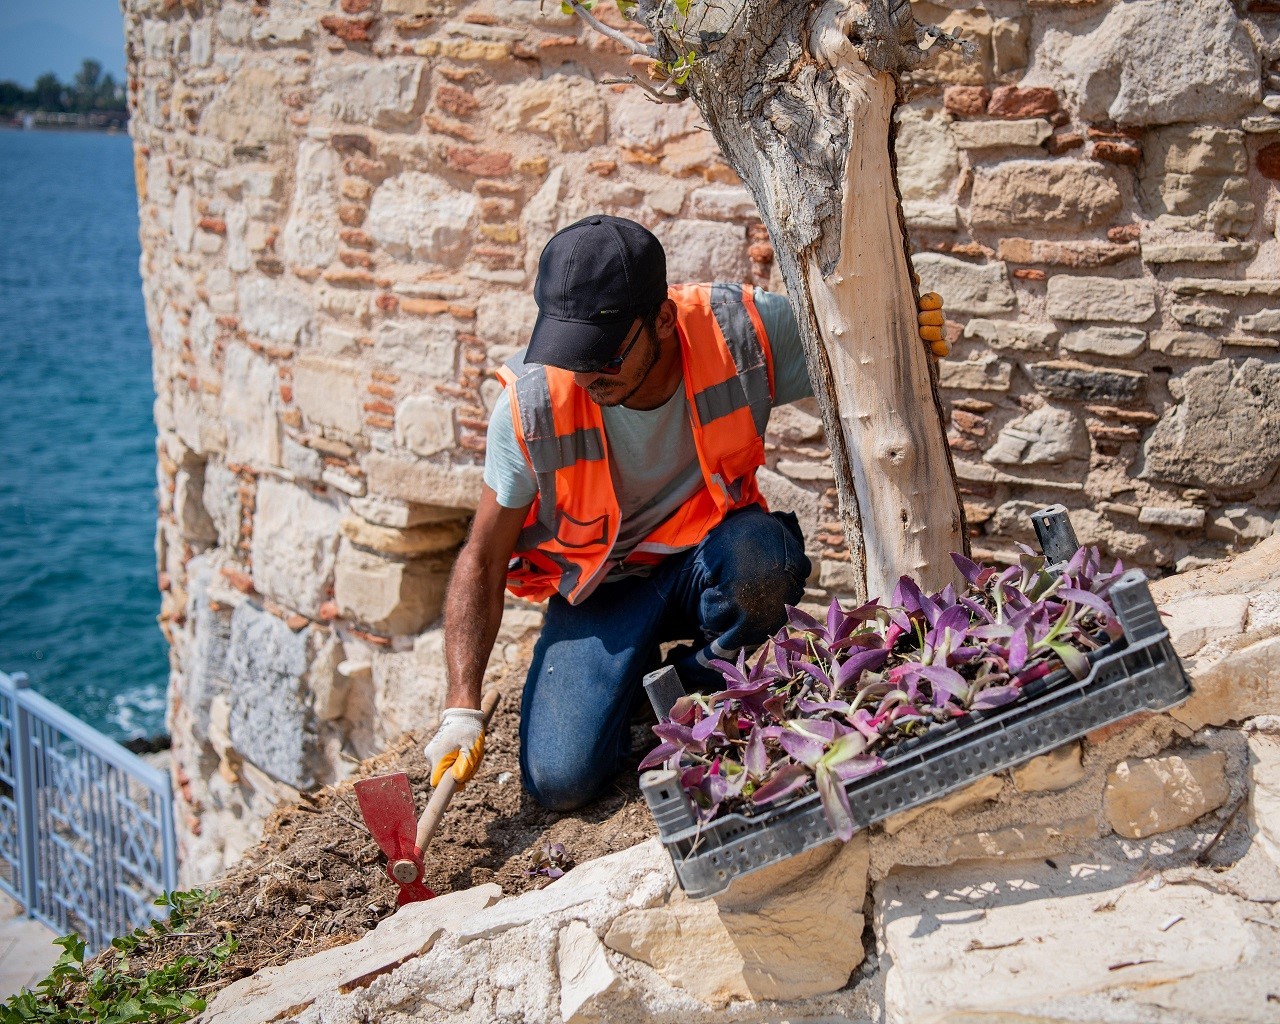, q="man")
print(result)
[425,215,946,811]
